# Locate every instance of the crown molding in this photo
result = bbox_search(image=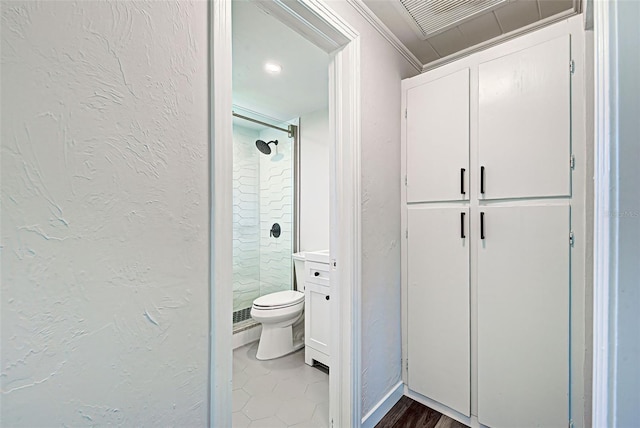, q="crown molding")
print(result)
[345,0,423,72]
[345,0,583,75]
